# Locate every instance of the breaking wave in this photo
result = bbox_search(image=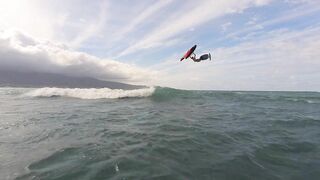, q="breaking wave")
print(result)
[25,87,155,99]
